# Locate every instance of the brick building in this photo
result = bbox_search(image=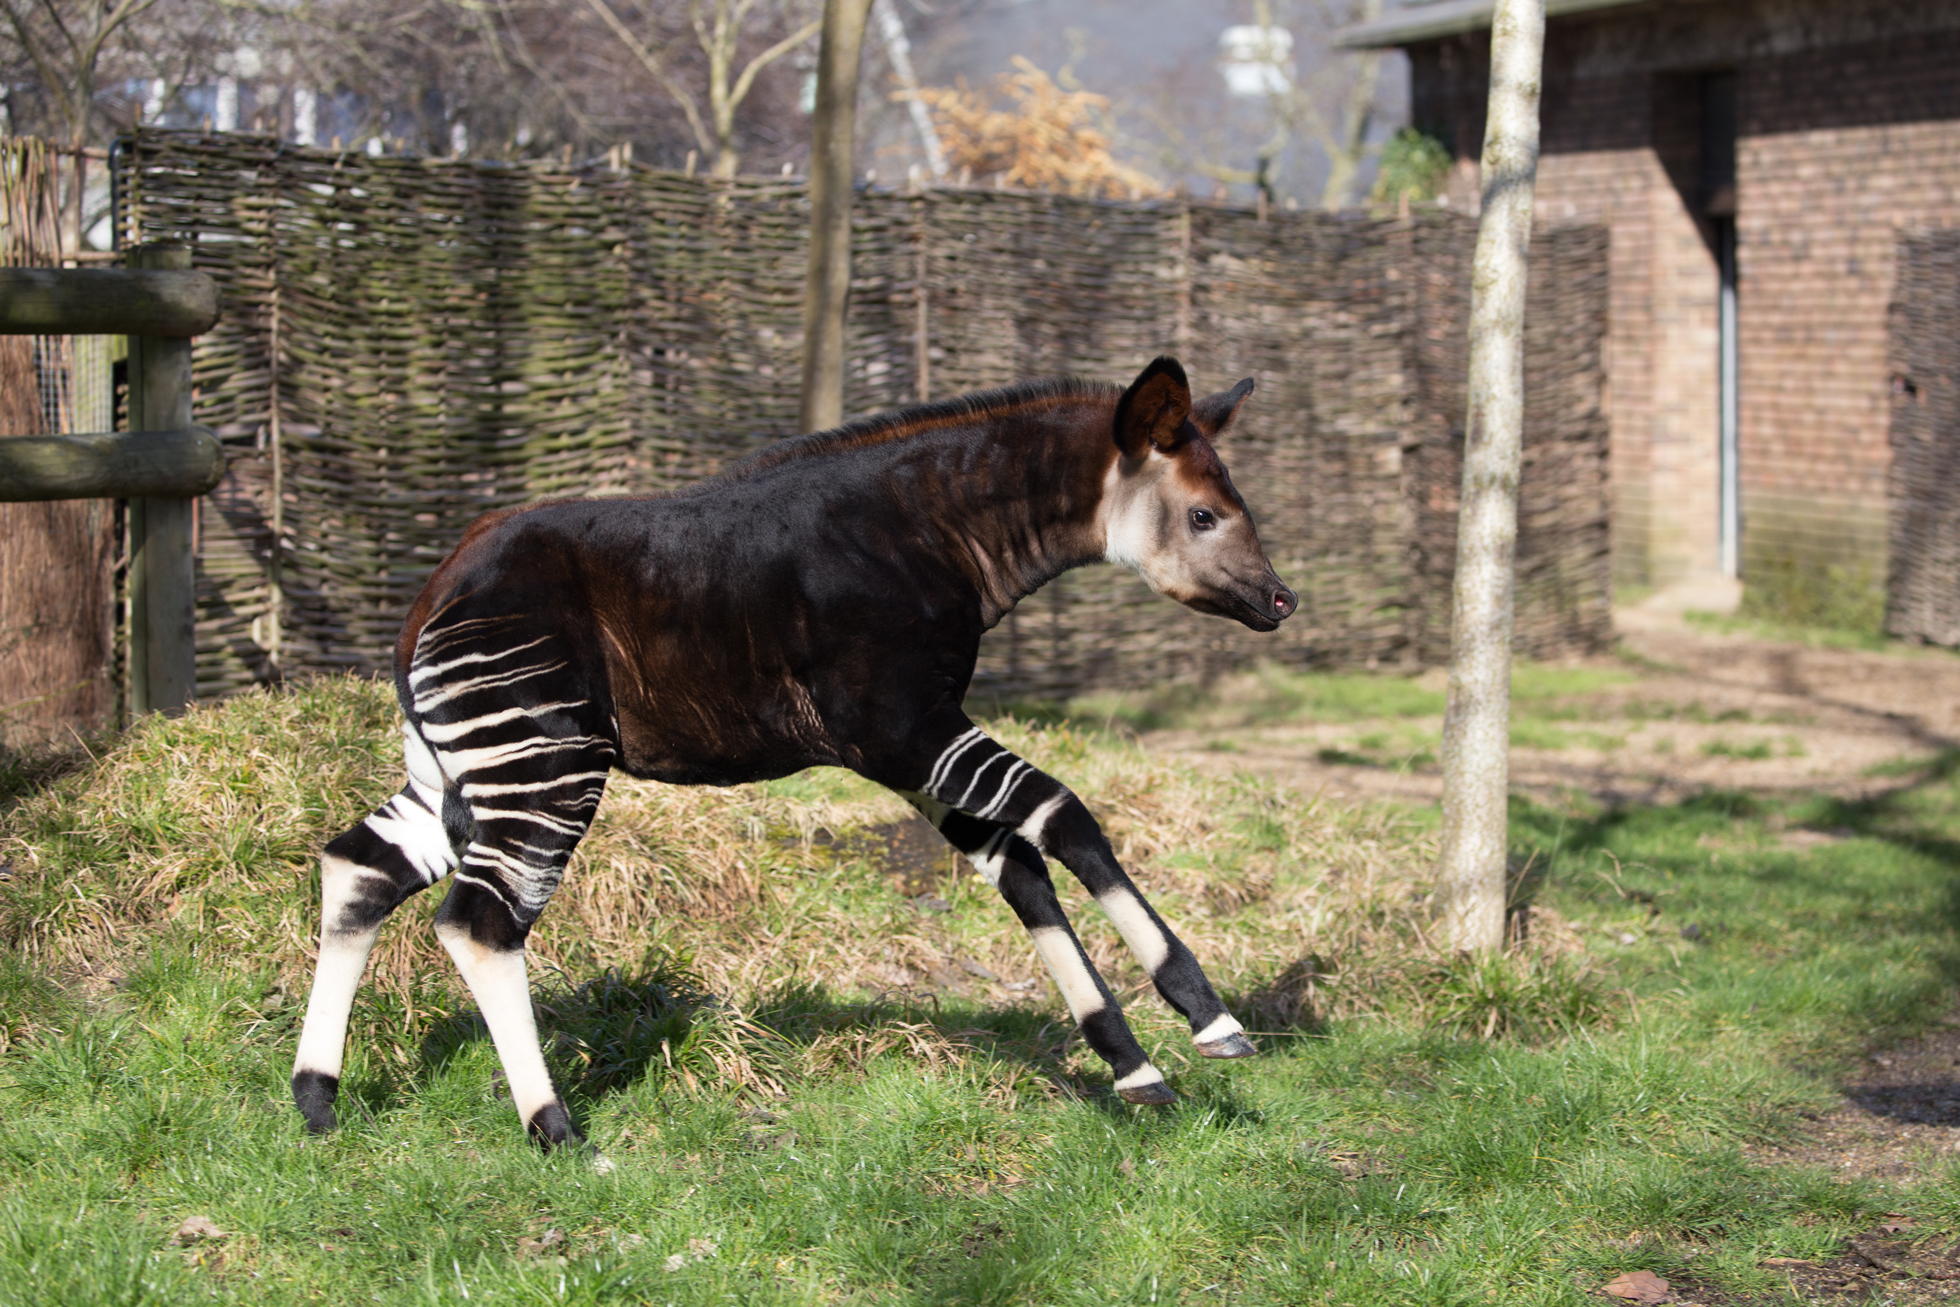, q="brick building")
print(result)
[1342,0,1960,616]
